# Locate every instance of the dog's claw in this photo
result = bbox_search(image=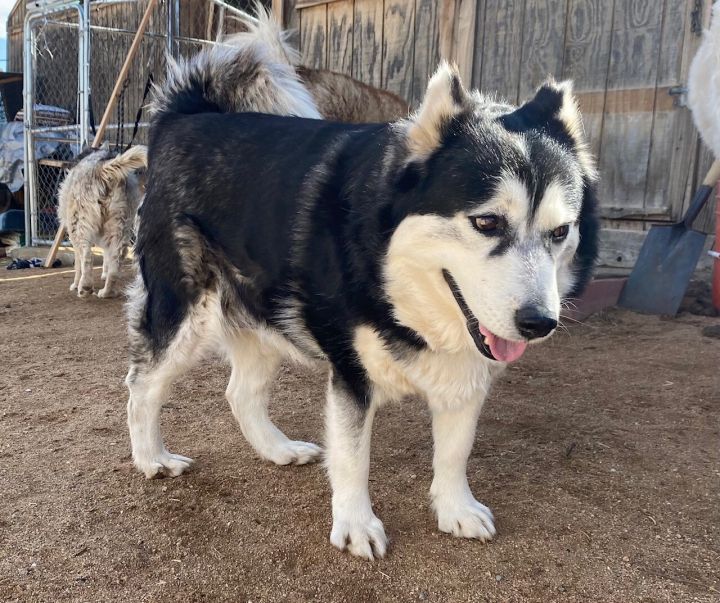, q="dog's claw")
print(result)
[434,495,496,541]
[330,513,388,560]
[135,452,194,478]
